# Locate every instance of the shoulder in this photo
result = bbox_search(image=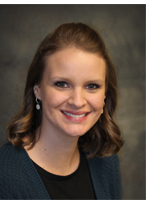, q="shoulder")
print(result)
[87,154,120,171]
[87,154,122,199]
[0,143,25,165]
[87,154,121,180]
[0,142,20,154]
[0,143,32,184]
[0,143,27,176]
[0,143,50,199]
[0,143,17,162]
